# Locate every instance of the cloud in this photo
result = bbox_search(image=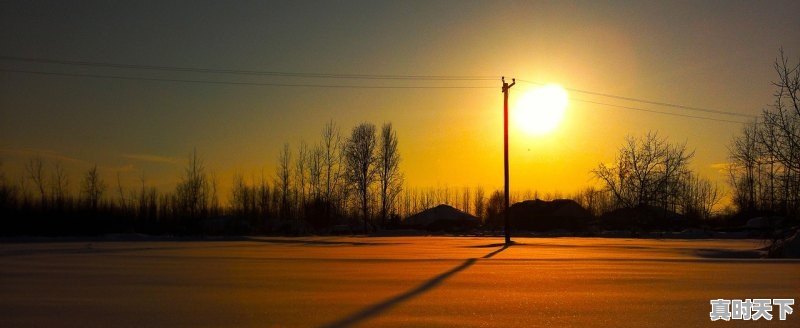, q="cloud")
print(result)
[0,147,86,164]
[99,163,137,173]
[710,162,733,173]
[121,153,180,165]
